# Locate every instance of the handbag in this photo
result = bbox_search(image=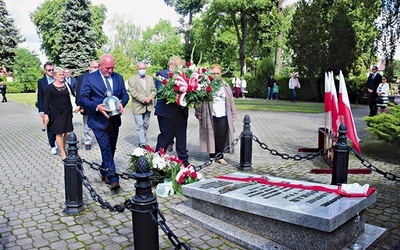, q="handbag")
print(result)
[66,83,77,111]
[375,96,384,104]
